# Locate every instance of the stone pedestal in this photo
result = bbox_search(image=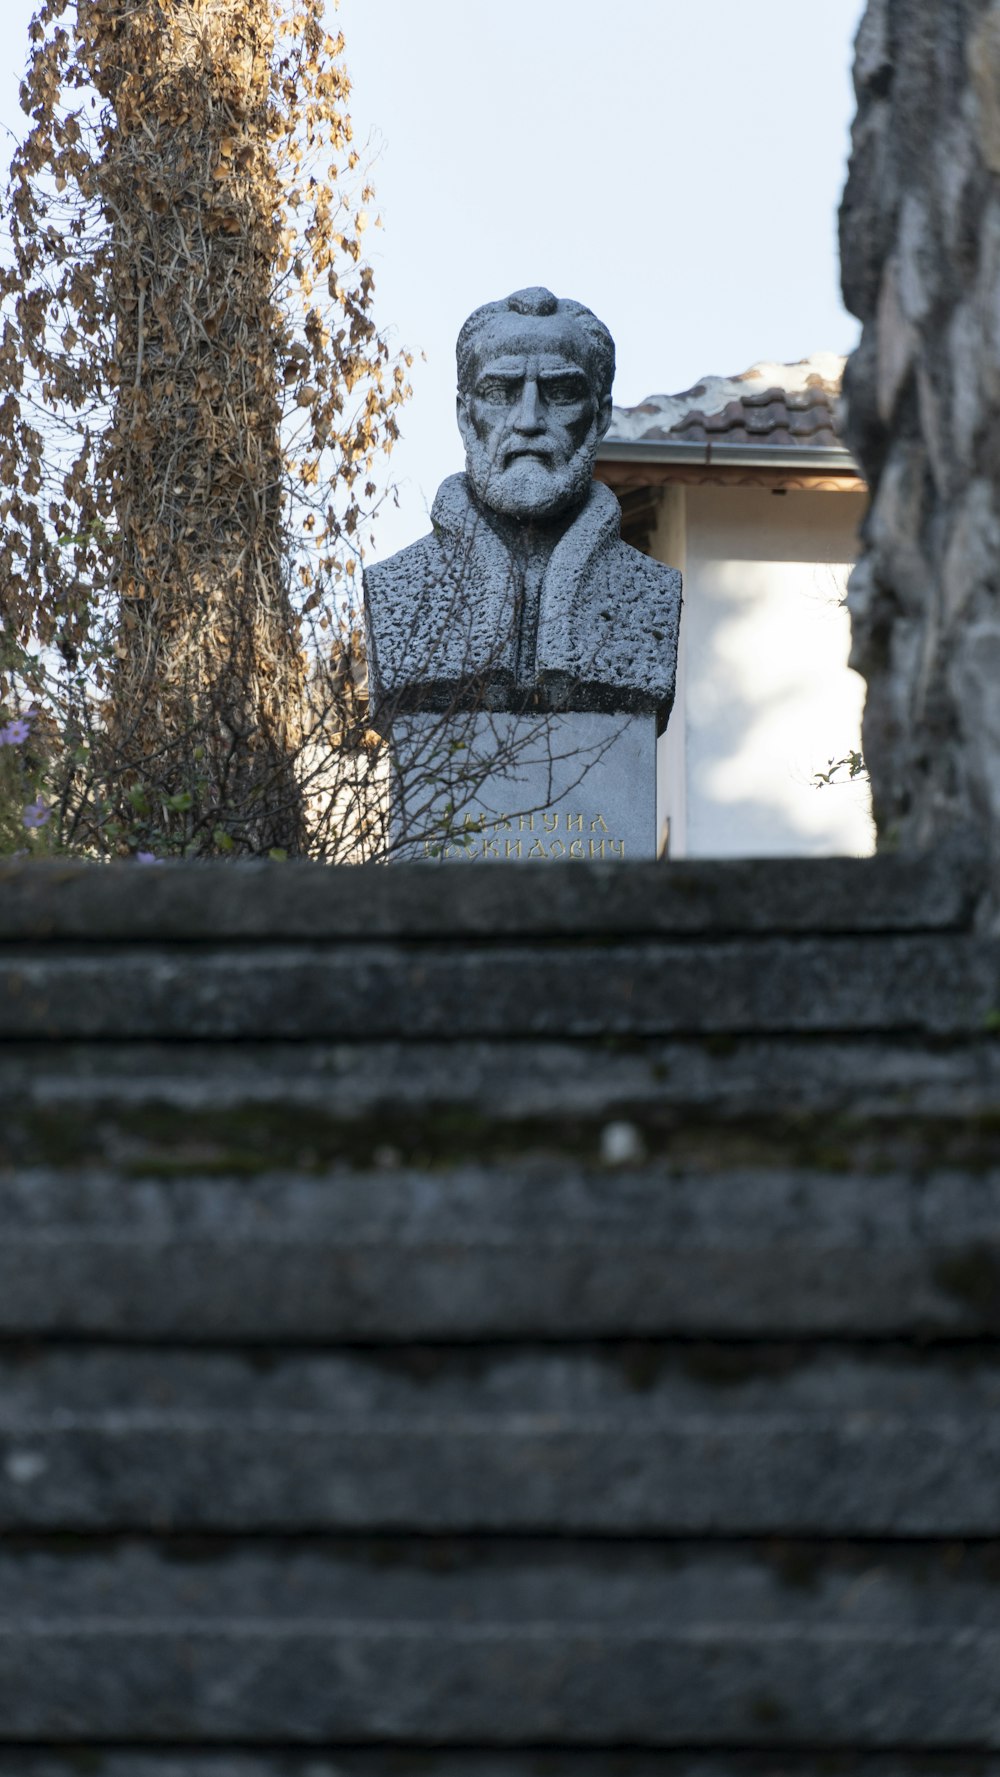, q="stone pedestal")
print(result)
[391,711,658,861]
